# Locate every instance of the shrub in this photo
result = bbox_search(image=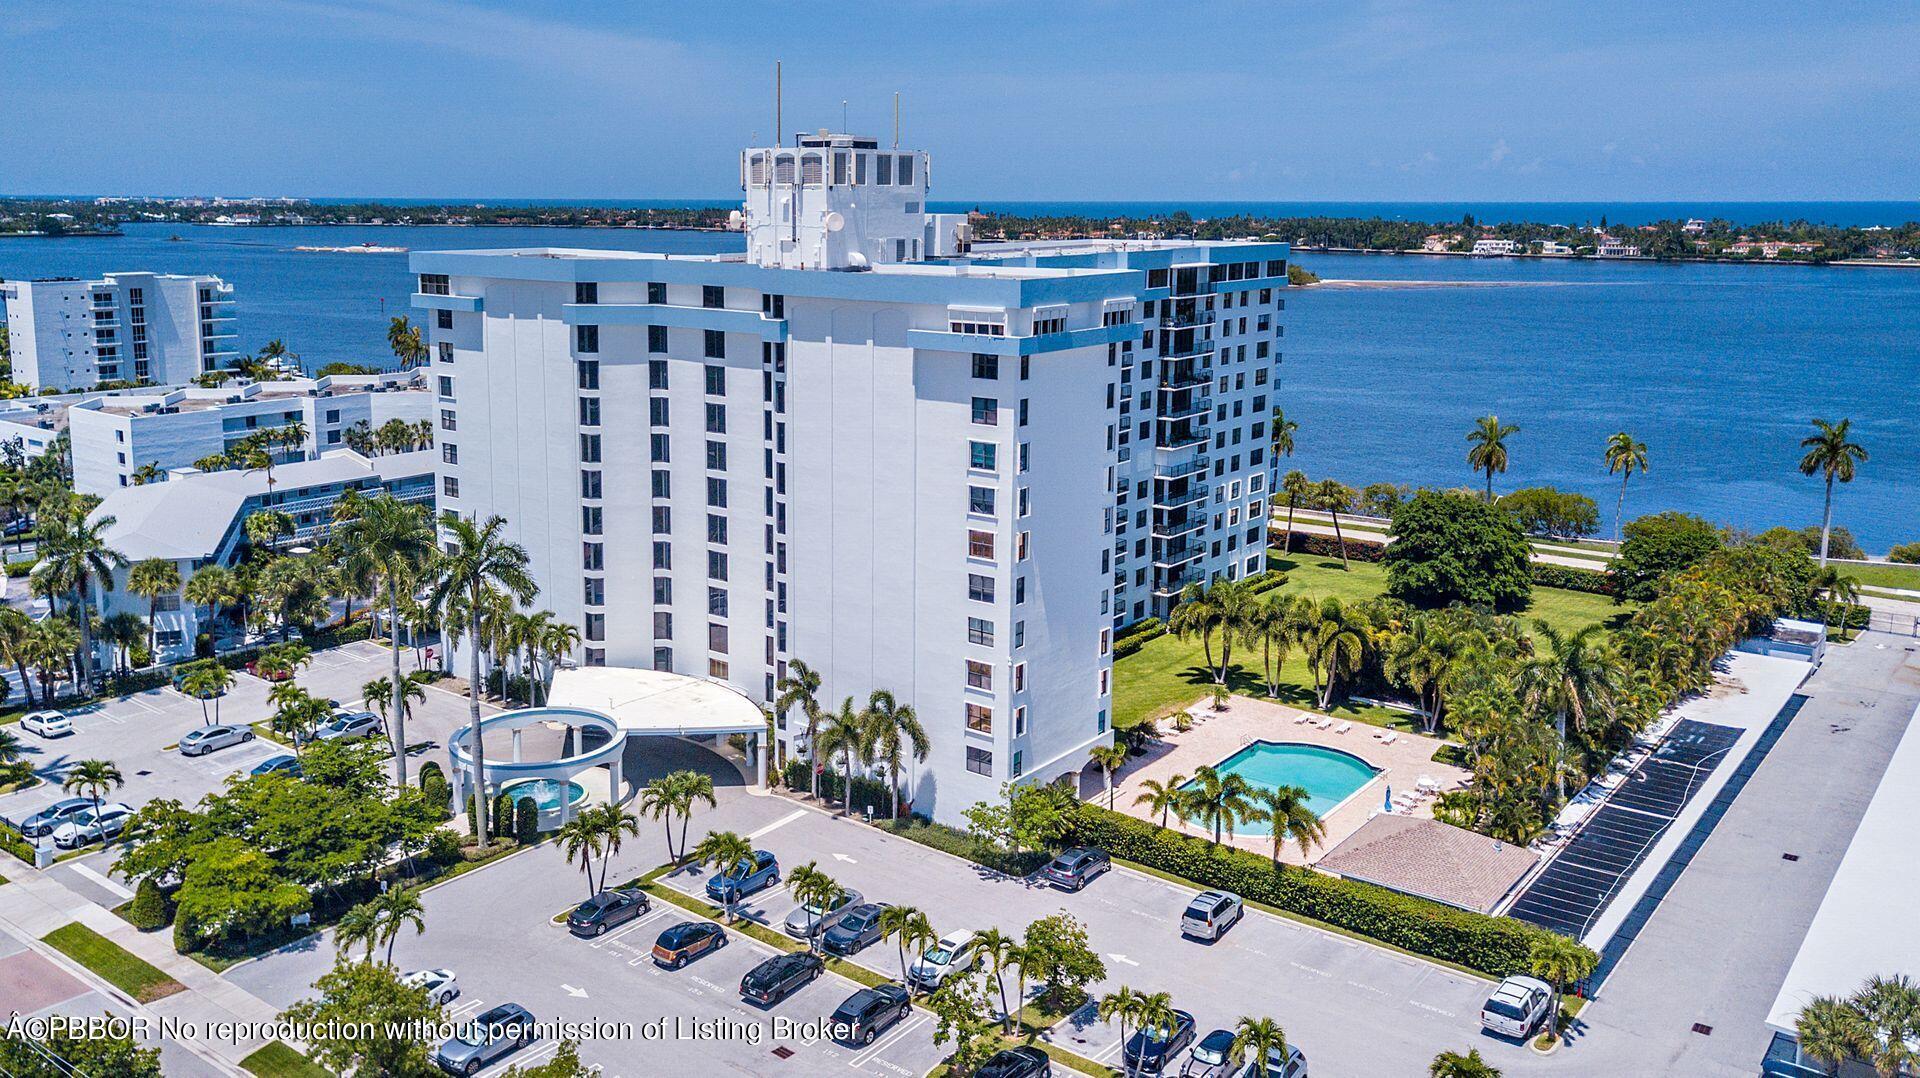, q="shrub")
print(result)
[1531,562,1614,596]
[1889,542,1920,565]
[514,797,539,844]
[490,793,515,836]
[172,909,198,954]
[1277,530,1388,562]
[879,815,1050,877]
[464,796,478,838]
[127,877,171,931]
[1755,525,1865,562]
[1498,487,1600,538]
[1384,491,1534,611]
[417,760,444,788]
[425,828,462,866]
[1063,805,1562,978]
[1611,511,1722,602]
